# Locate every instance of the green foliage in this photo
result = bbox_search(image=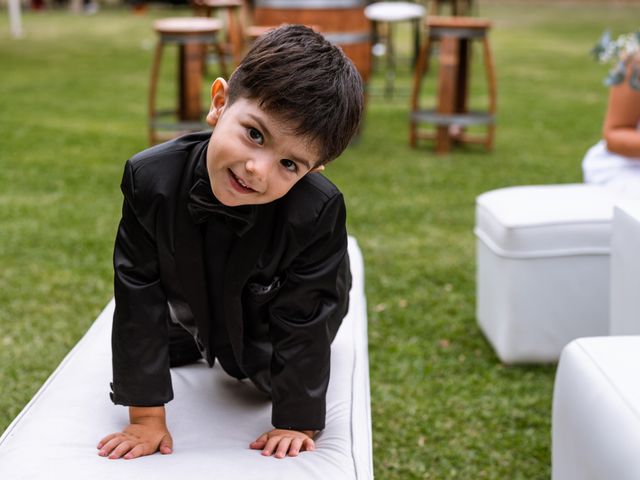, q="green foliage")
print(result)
[1,2,639,478]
